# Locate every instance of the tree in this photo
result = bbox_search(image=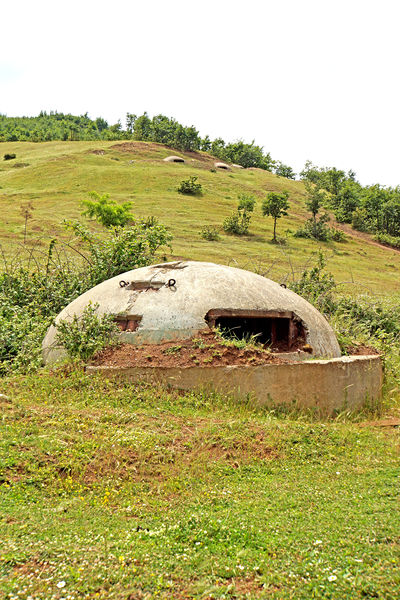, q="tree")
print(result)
[275,162,296,179]
[238,193,256,213]
[304,181,326,221]
[262,191,289,242]
[295,182,331,241]
[81,191,133,228]
[223,194,256,236]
